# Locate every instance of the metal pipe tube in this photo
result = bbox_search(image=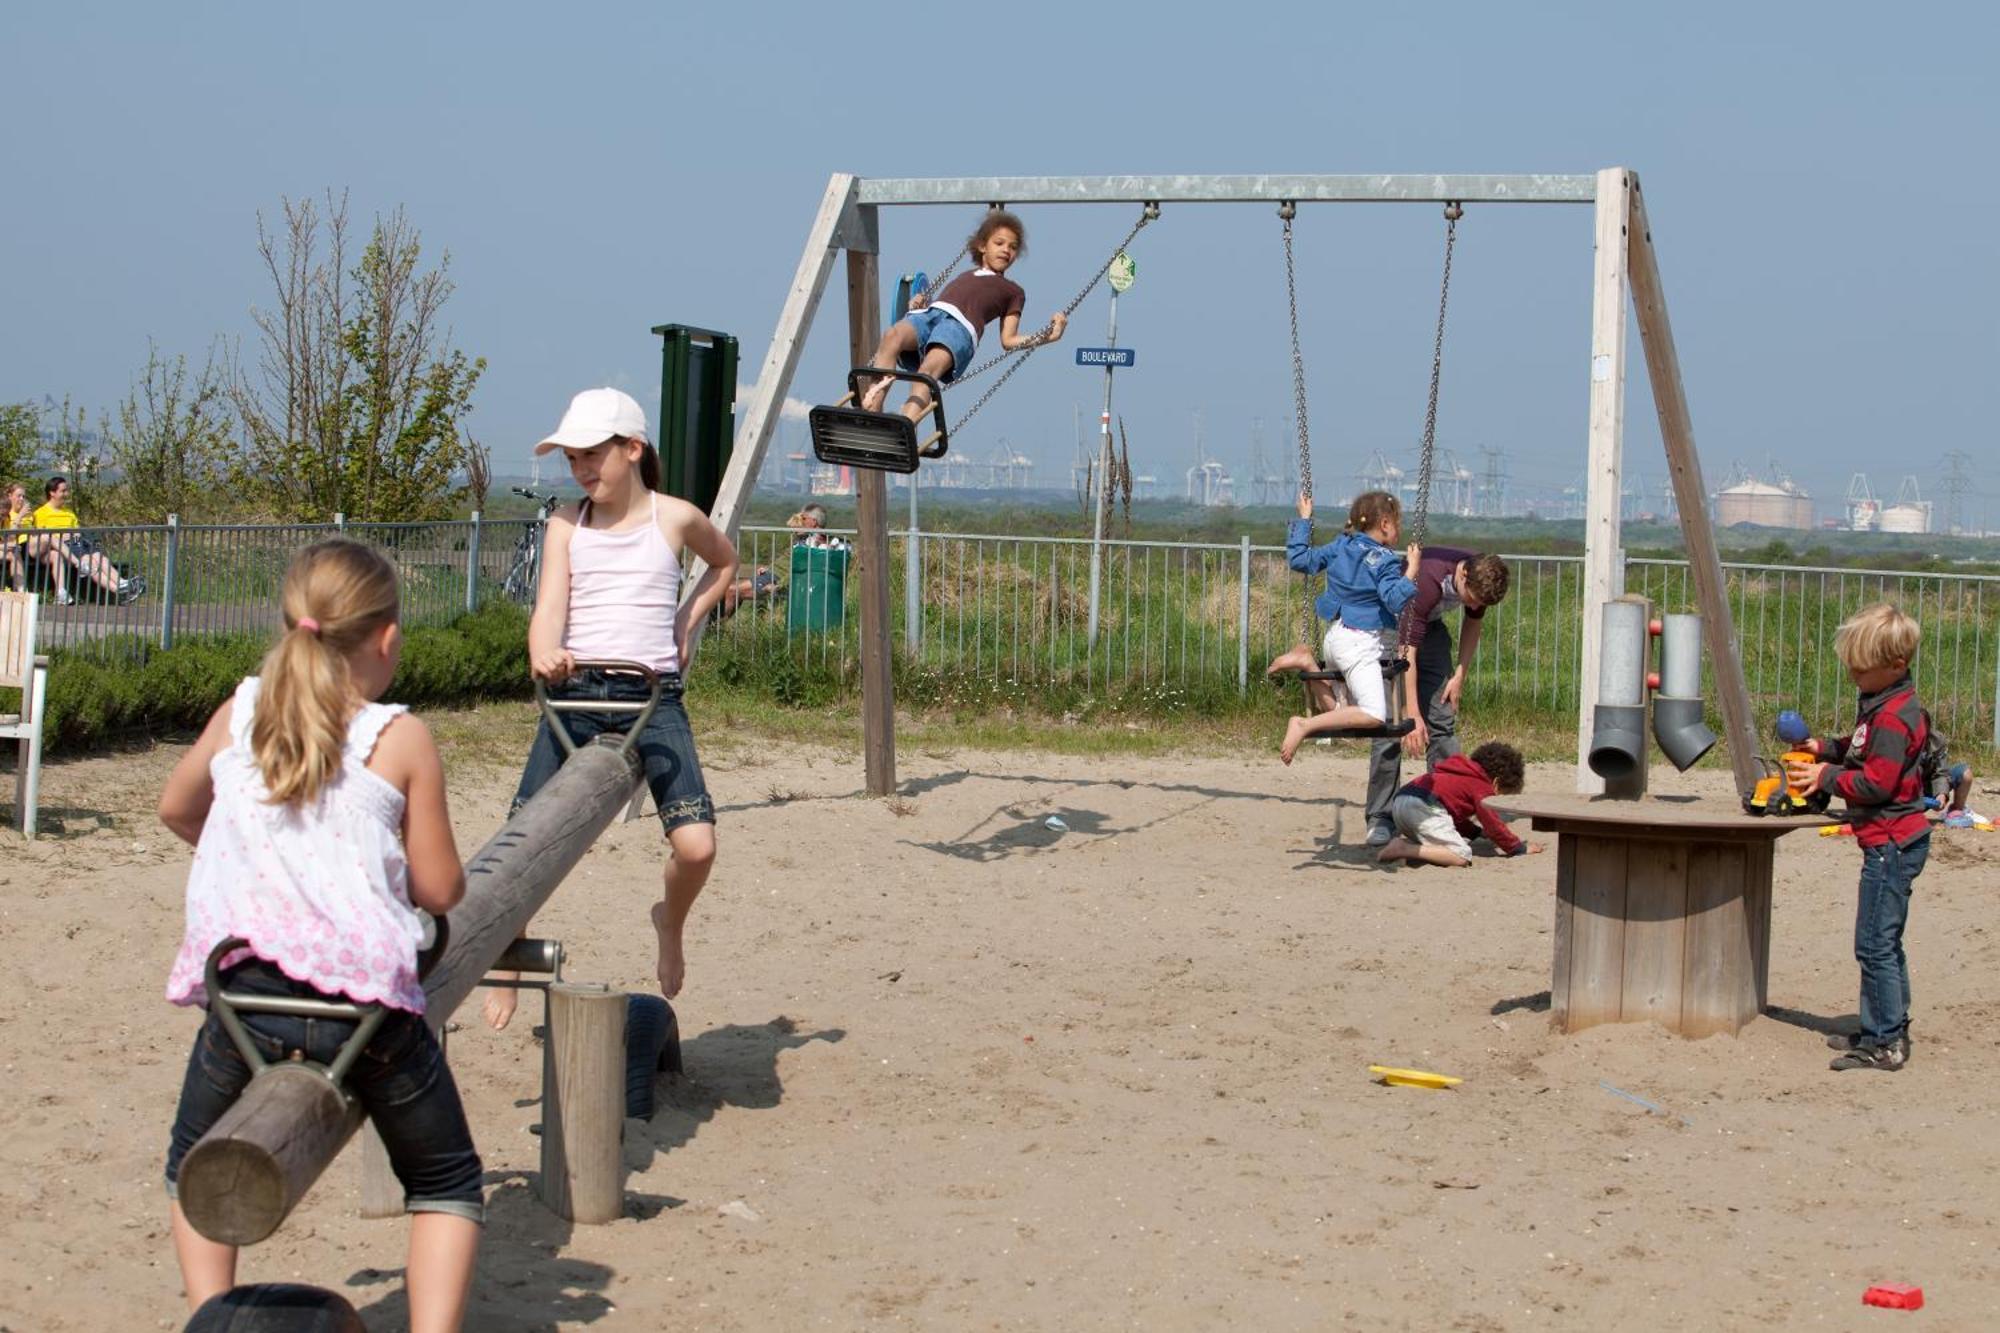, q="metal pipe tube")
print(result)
[1597,599,1648,706]
[1659,613,1701,697]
